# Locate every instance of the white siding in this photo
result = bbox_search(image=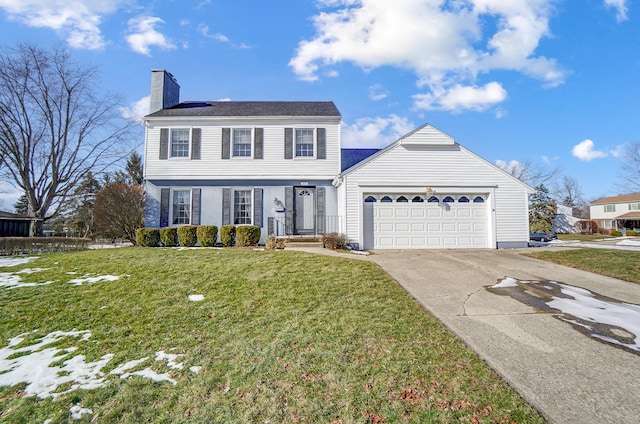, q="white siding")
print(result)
[341,143,530,249]
[144,119,341,181]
